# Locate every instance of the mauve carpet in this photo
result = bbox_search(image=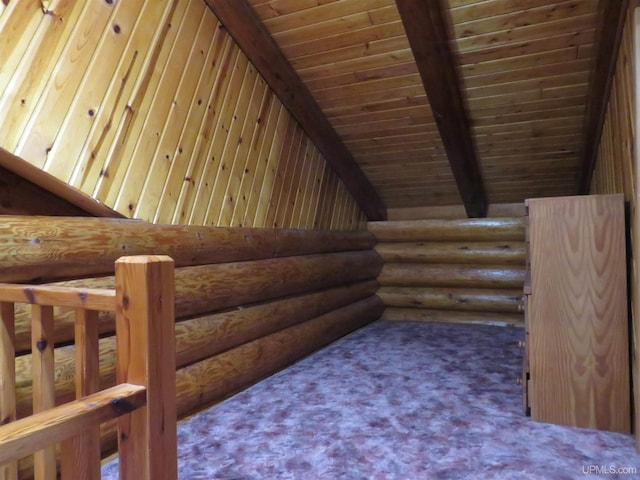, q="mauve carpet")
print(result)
[102,320,640,479]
